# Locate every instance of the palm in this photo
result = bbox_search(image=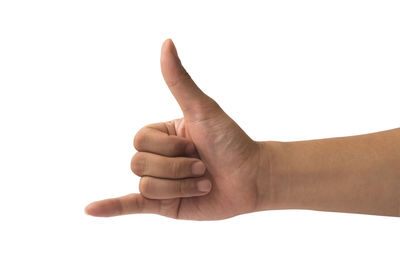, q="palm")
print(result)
[85,39,264,220]
[161,116,260,220]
